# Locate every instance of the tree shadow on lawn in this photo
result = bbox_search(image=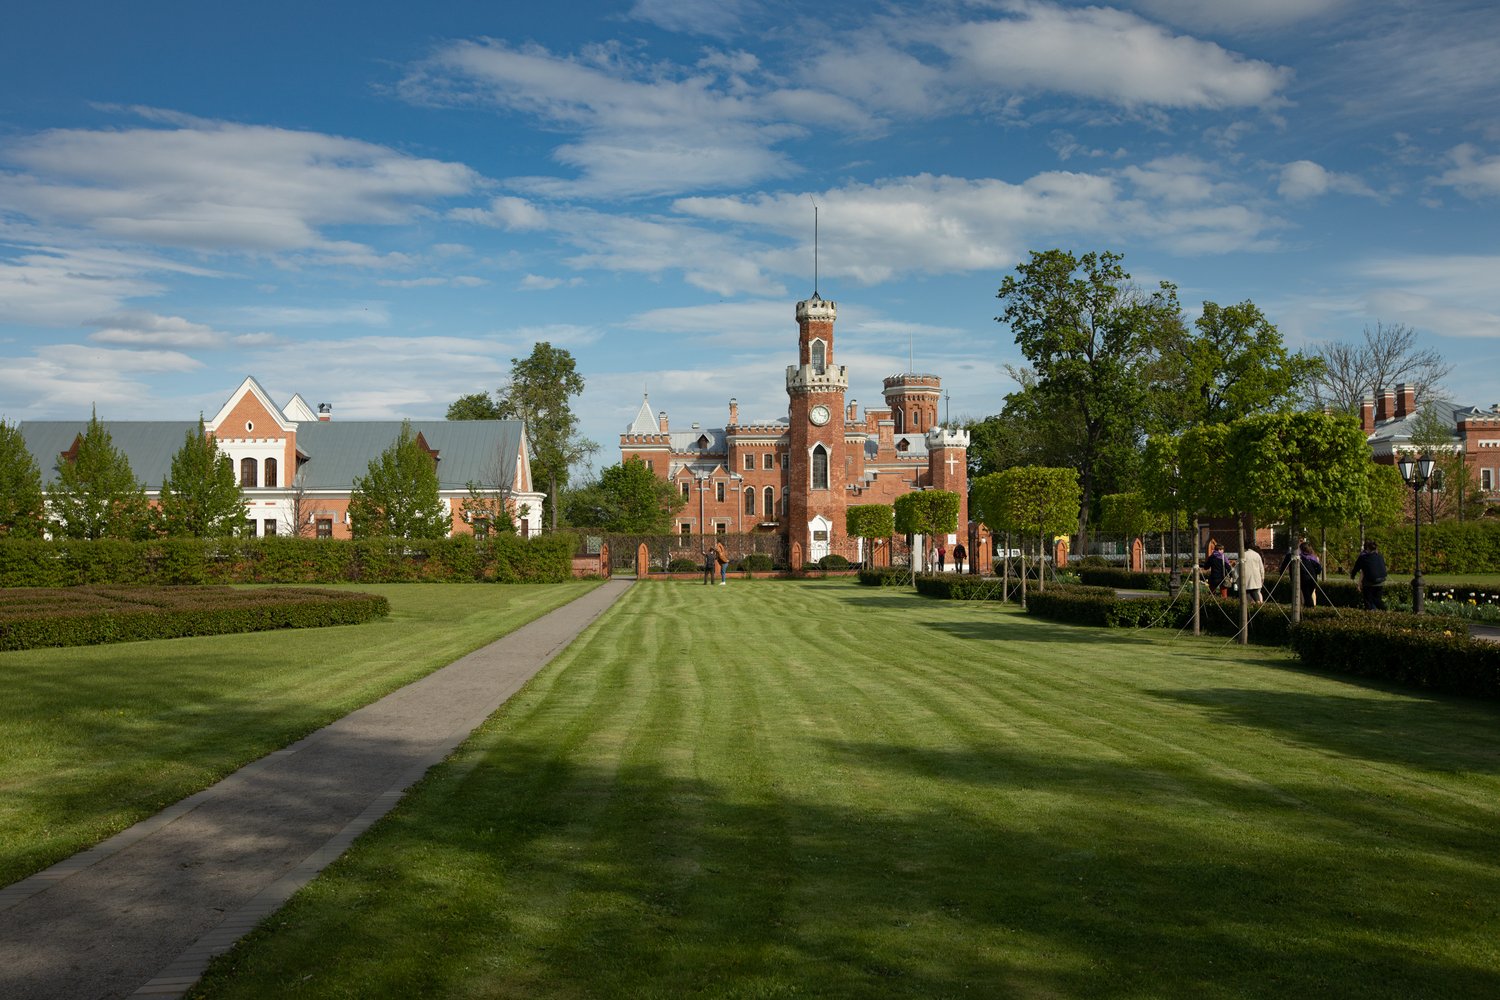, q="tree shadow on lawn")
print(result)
[228,735,1500,1000]
[919,617,1159,646]
[1148,686,1500,776]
